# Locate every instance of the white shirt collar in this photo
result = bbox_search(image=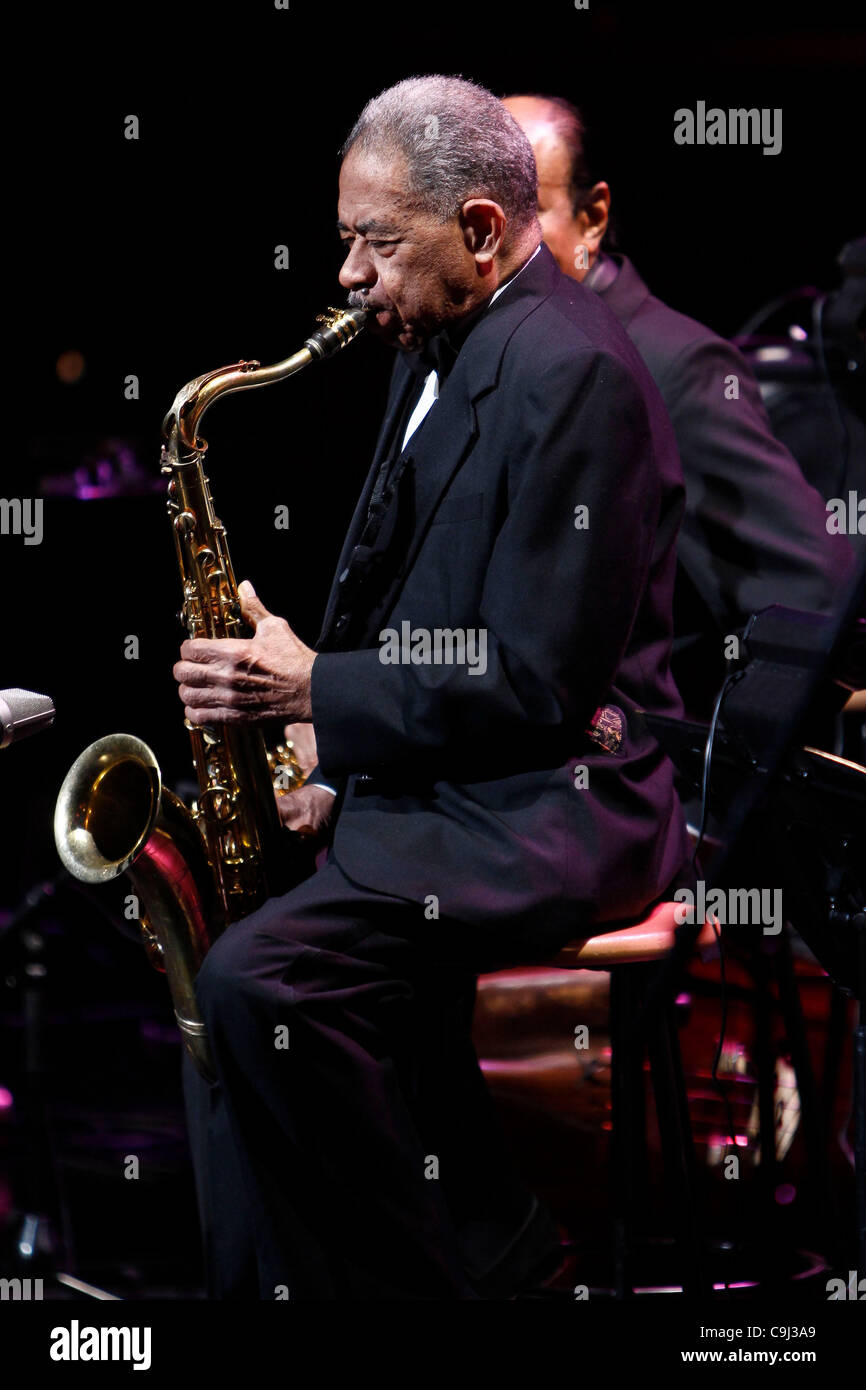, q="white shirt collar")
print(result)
[400,243,543,450]
[488,242,542,306]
